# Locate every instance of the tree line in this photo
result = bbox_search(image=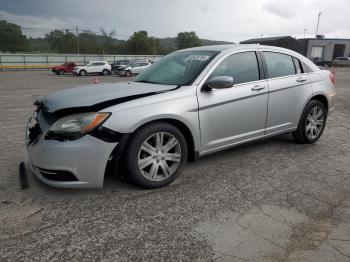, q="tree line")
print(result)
[0,20,229,55]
